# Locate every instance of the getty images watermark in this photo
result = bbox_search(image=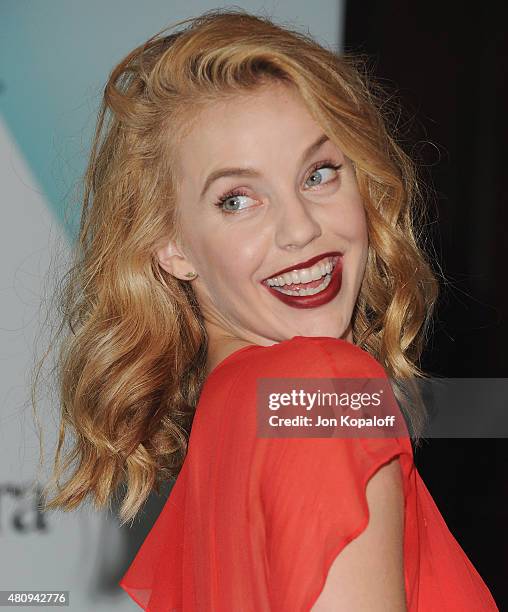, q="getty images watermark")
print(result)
[256,377,409,439]
[256,377,508,439]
